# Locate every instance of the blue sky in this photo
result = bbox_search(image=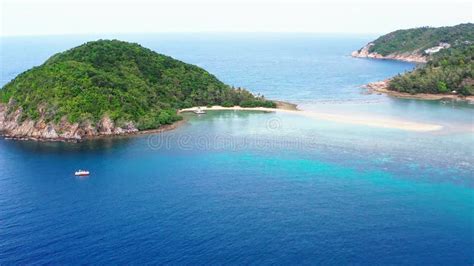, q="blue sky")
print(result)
[1,0,472,36]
